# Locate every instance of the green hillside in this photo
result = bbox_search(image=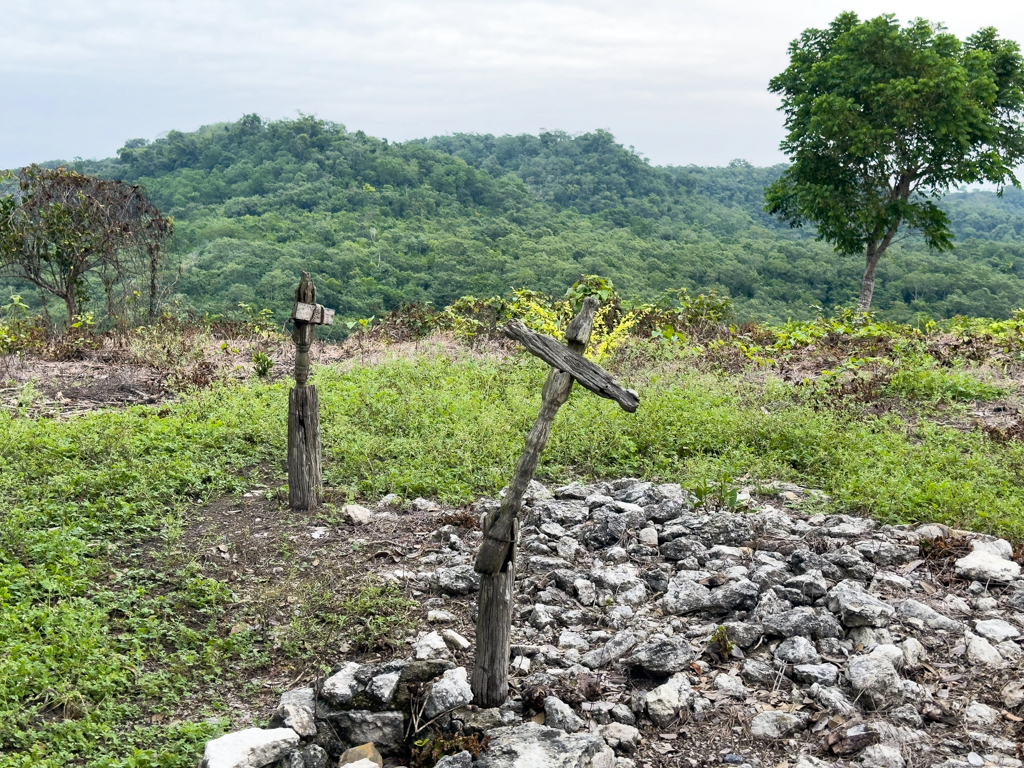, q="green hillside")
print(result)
[17,115,1024,325]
